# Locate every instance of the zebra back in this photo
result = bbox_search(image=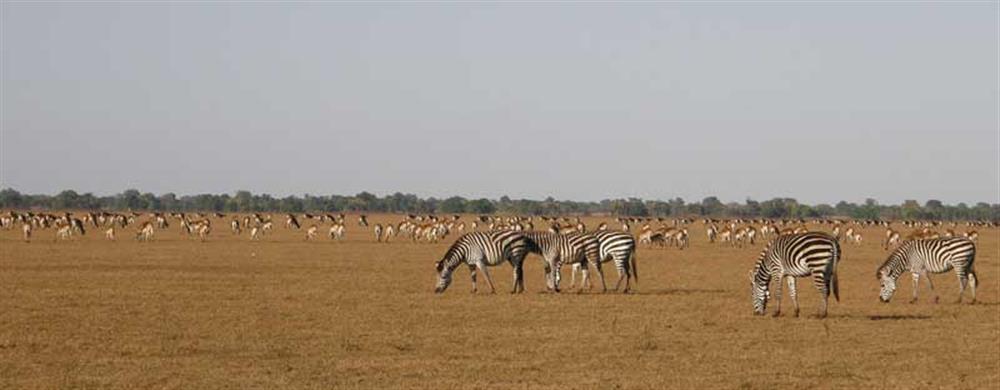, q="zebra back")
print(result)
[436,230,531,272]
[877,237,976,280]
